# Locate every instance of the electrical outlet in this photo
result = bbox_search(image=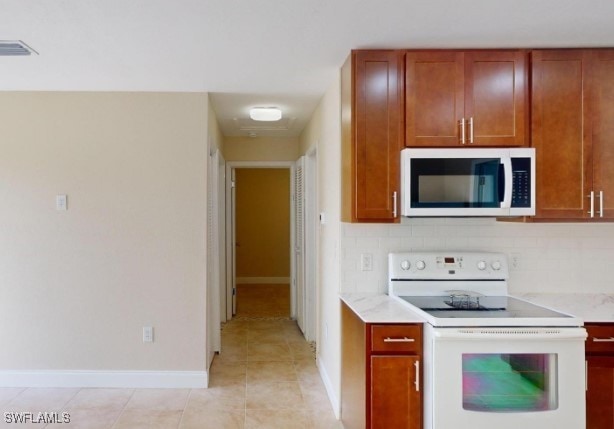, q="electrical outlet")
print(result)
[510,253,521,270]
[143,326,154,343]
[360,253,373,271]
